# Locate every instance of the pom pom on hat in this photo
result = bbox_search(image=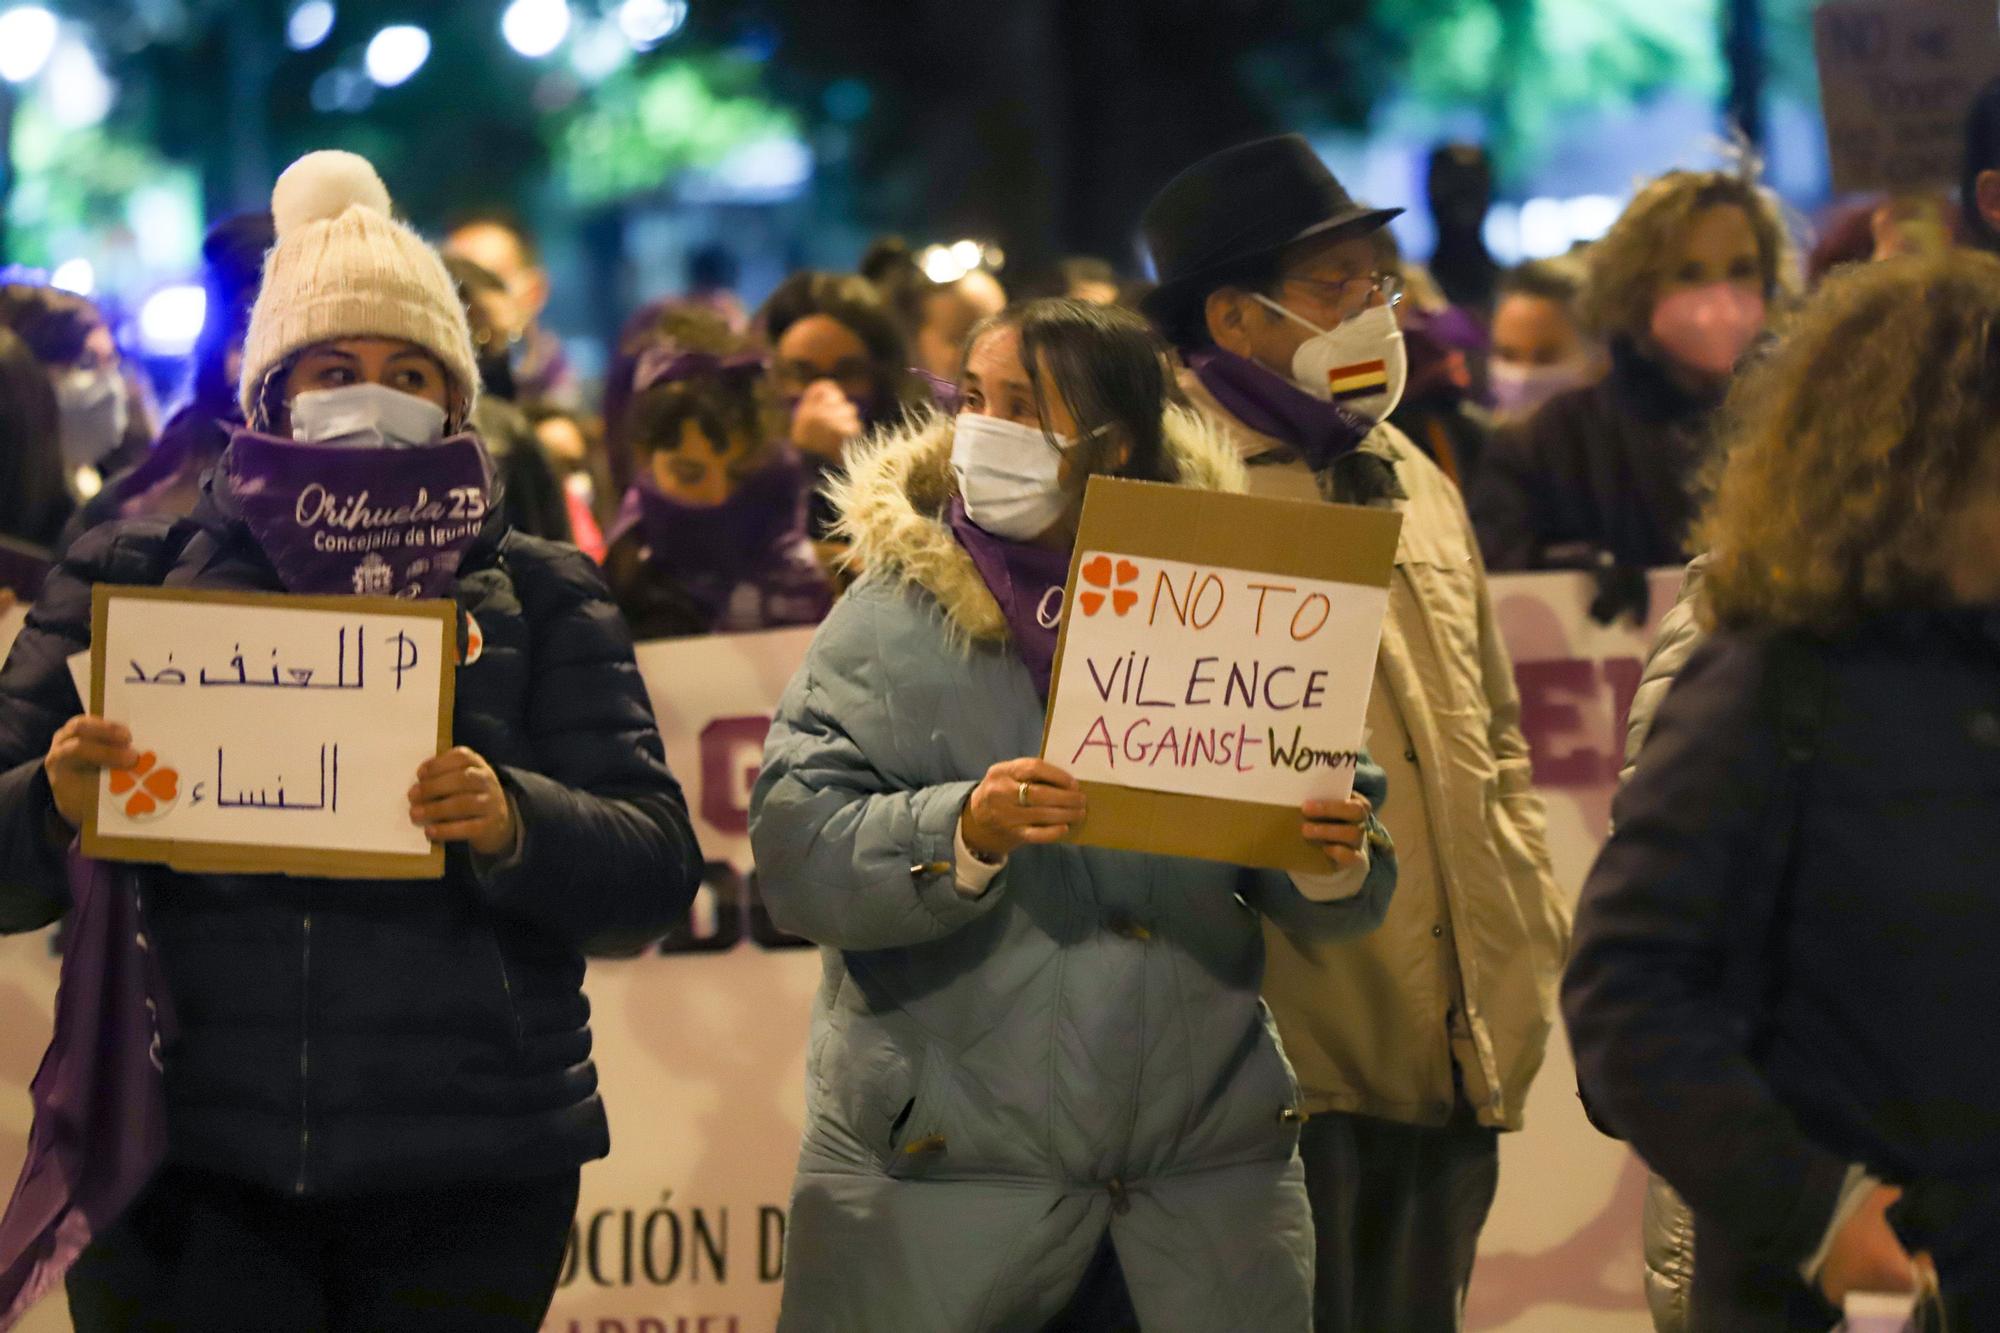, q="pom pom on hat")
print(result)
[271,150,392,240]
[240,149,479,423]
